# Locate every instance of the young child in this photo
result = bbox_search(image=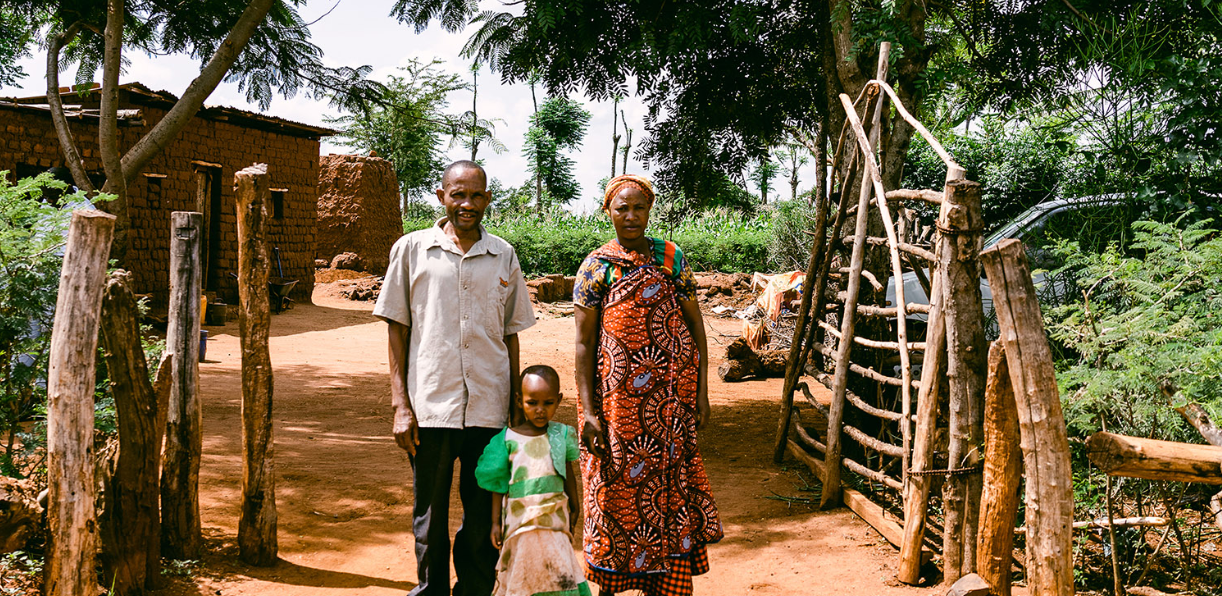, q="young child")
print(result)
[475,364,590,596]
